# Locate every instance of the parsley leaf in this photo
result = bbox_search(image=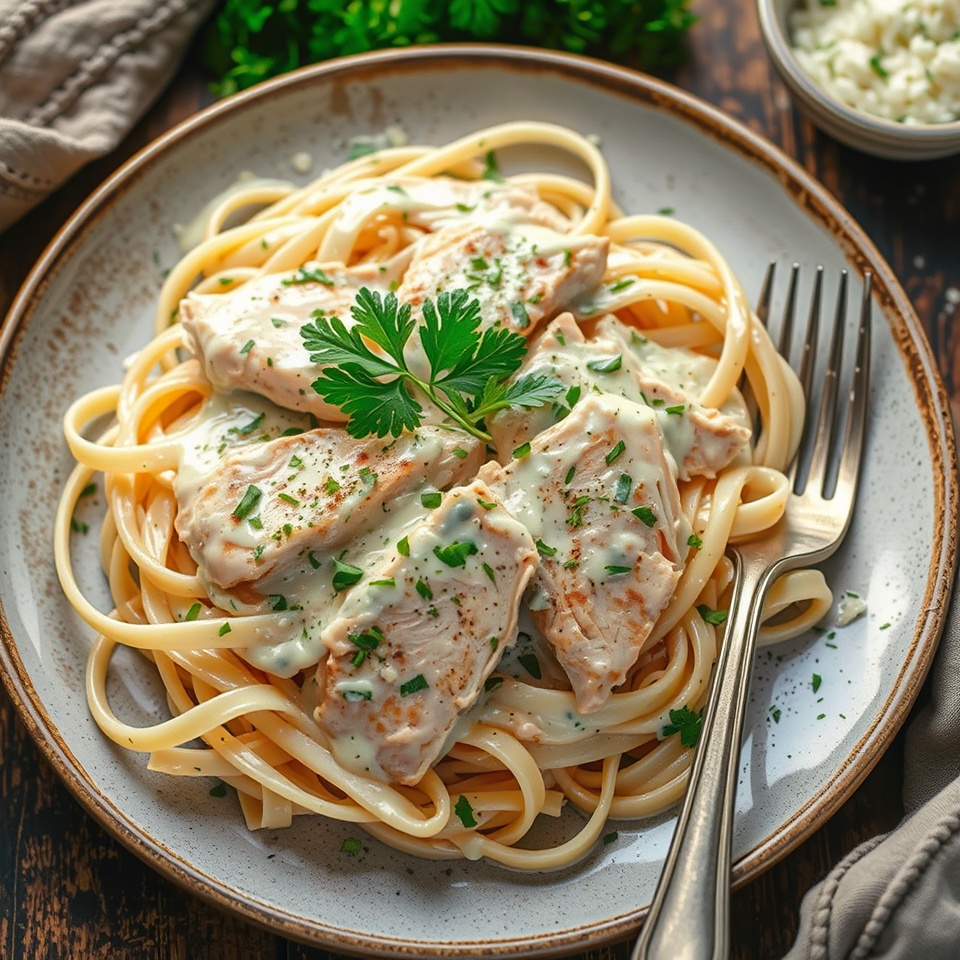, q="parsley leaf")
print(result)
[302,287,561,440]
[661,705,704,748]
[454,794,478,828]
